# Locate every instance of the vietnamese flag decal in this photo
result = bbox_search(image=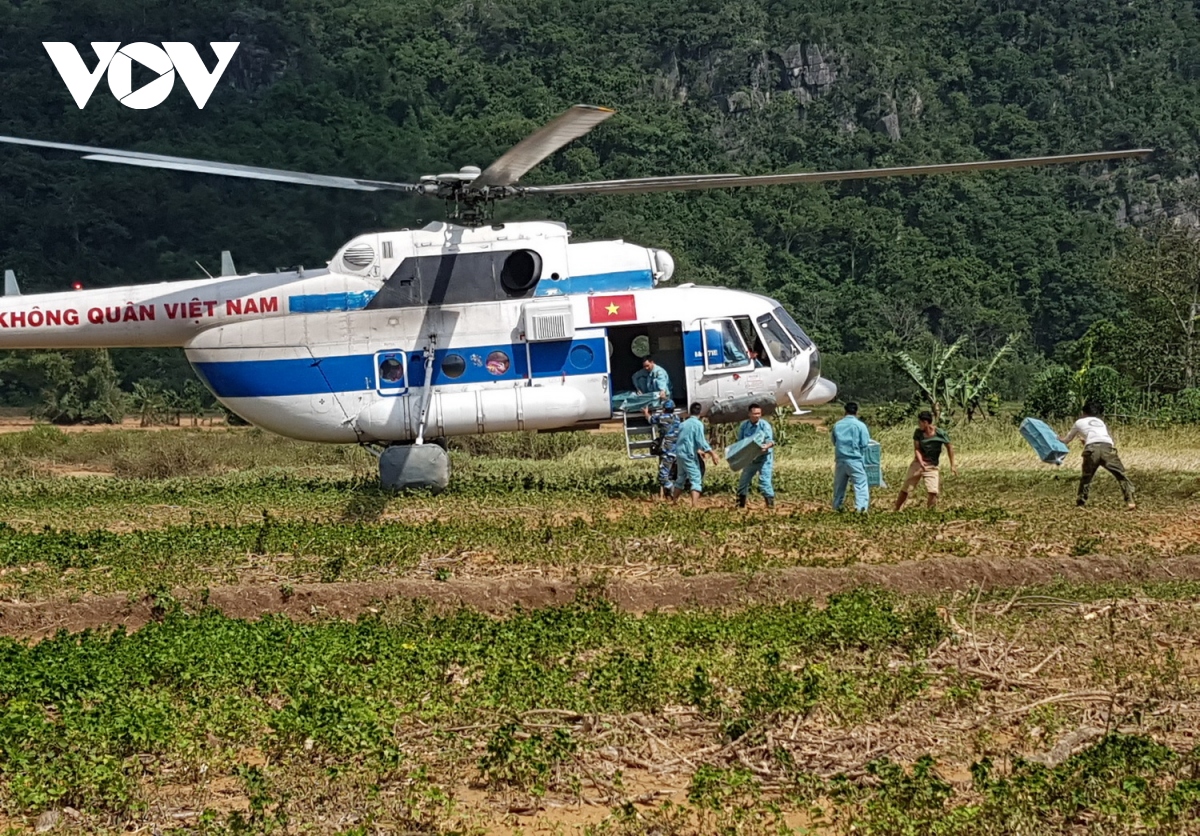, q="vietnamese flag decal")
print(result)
[588,294,638,323]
